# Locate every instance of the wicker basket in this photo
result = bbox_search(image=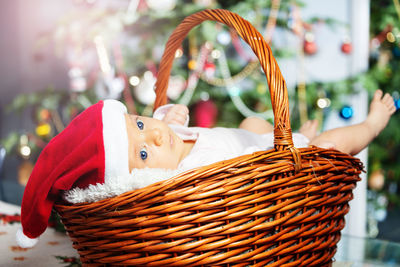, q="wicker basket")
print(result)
[55,9,363,266]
